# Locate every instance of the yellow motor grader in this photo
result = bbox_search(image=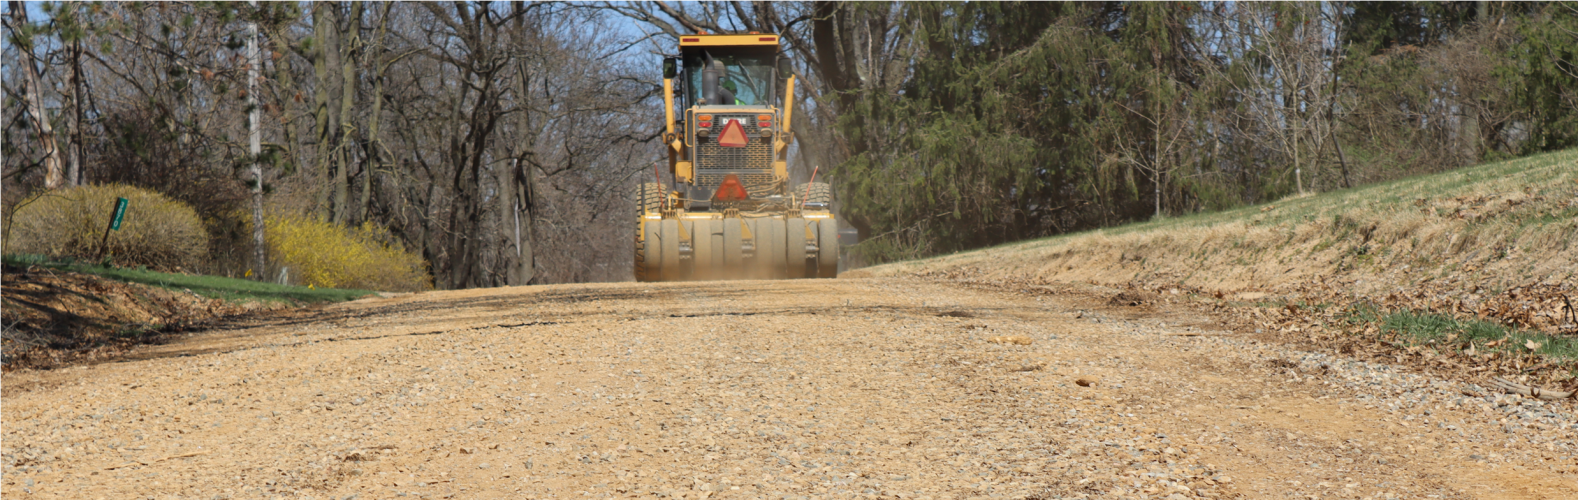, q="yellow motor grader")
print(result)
[634,32,837,281]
